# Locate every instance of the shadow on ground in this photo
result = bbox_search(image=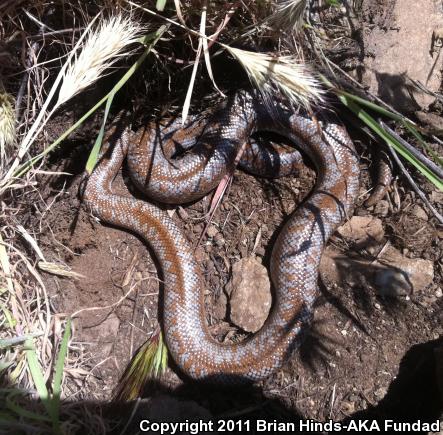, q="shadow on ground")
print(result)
[1,336,442,434]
